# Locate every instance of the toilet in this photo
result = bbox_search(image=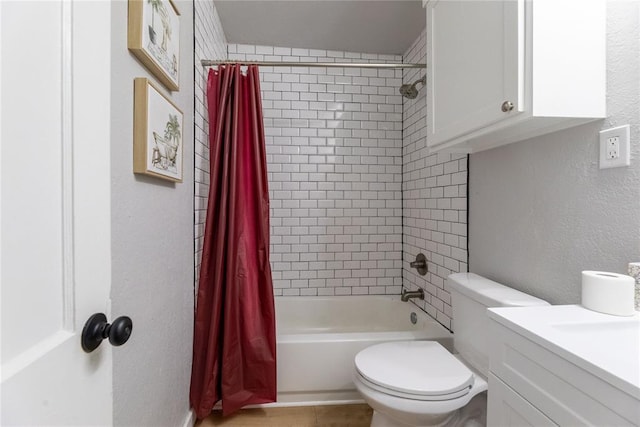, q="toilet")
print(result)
[353,273,550,427]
